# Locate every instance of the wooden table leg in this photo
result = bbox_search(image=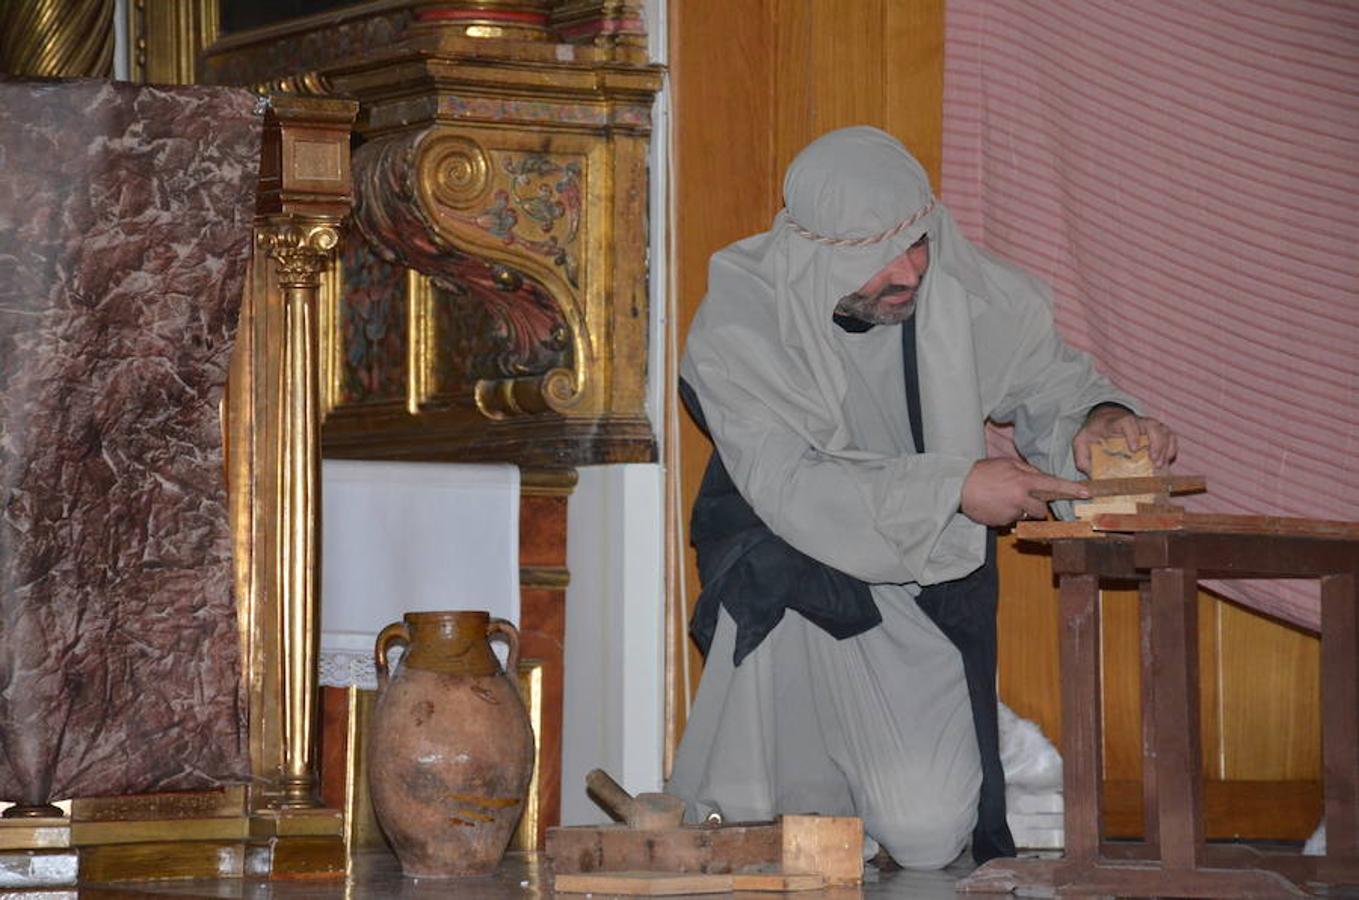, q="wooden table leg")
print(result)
[1321,571,1359,872]
[1138,580,1159,855]
[1059,573,1103,865]
[1149,566,1205,871]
